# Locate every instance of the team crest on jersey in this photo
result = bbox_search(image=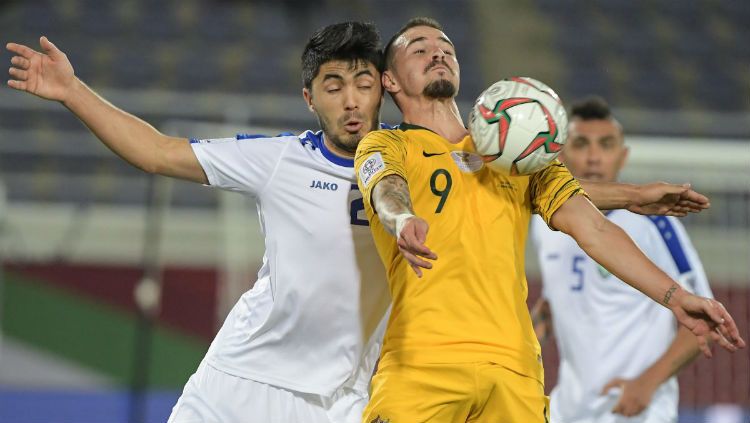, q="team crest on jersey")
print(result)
[359,152,385,187]
[450,151,484,173]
